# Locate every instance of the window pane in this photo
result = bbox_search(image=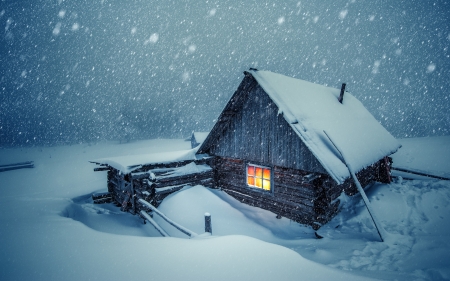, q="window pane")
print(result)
[255,167,262,178]
[263,168,271,179]
[247,176,255,186]
[263,179,271,191]
[255,178,262,188]
[247,166,255,176]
